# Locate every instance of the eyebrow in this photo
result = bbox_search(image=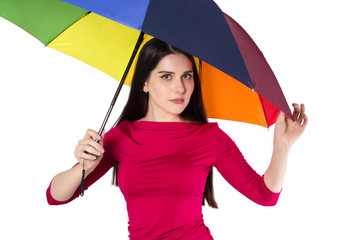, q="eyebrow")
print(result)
[157,70,193,74]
